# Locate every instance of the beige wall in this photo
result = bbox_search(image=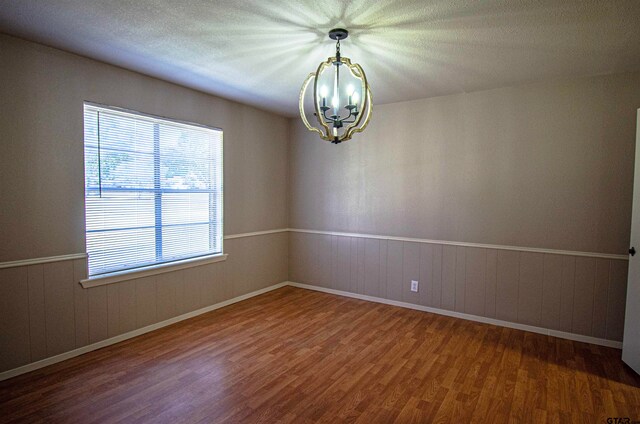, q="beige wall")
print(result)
[0,34,289,374]
[289,231,628,342]
[2,32,640,373]
[0,34,289,262]
[288,72,640,343]
[0,233,287,373]
[289,72,640,255]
